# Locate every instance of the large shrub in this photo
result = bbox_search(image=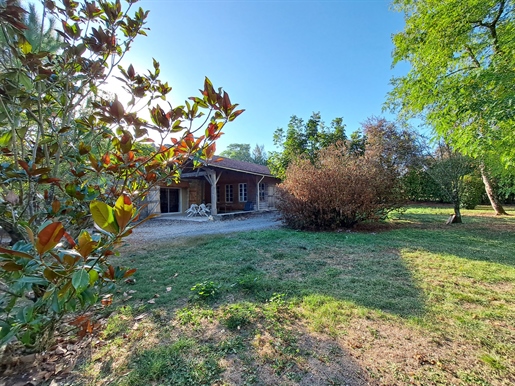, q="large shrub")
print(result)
[277,142,403,230]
